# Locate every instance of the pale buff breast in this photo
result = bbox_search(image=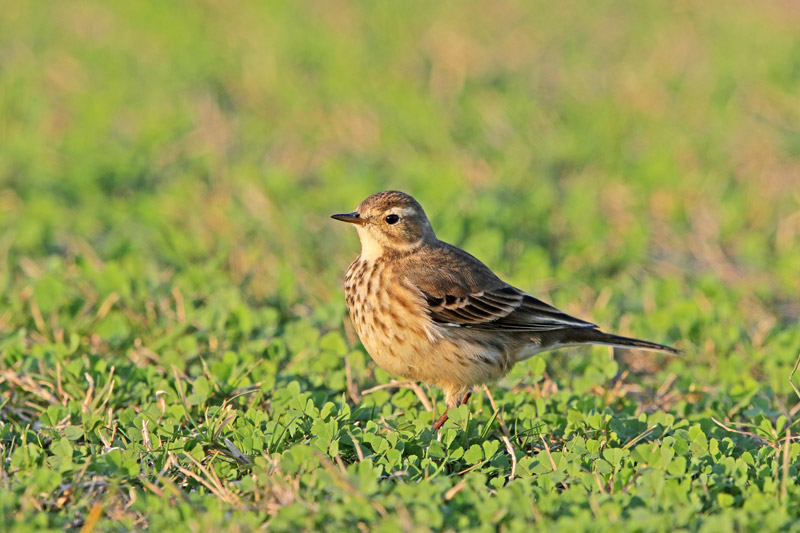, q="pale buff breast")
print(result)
[344,256,511,395]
